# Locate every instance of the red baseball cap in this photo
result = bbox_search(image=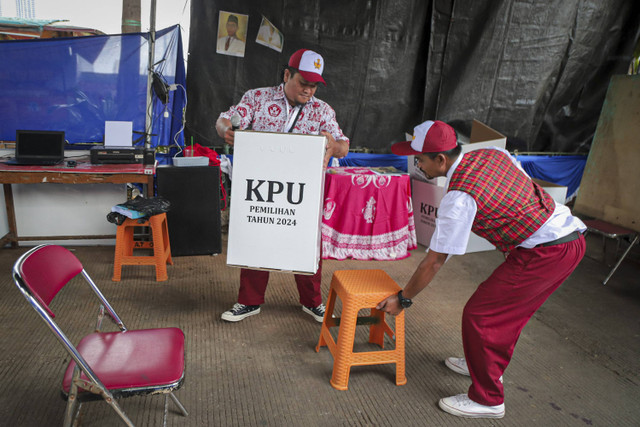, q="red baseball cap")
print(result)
[288,49,326,85]
[391,120,457,155]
